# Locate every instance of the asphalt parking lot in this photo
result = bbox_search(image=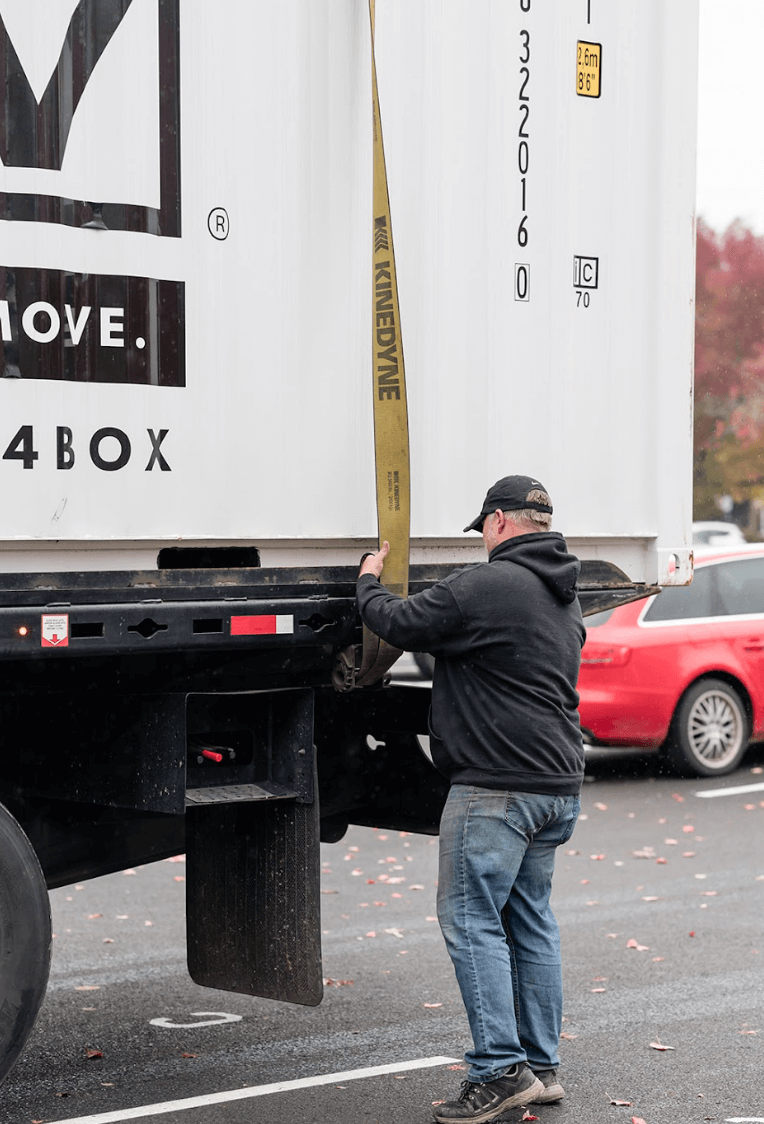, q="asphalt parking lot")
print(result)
[4,740,764,1124]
